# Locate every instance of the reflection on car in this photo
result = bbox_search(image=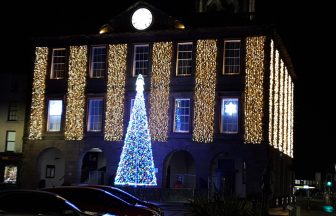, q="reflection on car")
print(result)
[43,186,160,216]
[0,190,92,216]
[82,185,163,216]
